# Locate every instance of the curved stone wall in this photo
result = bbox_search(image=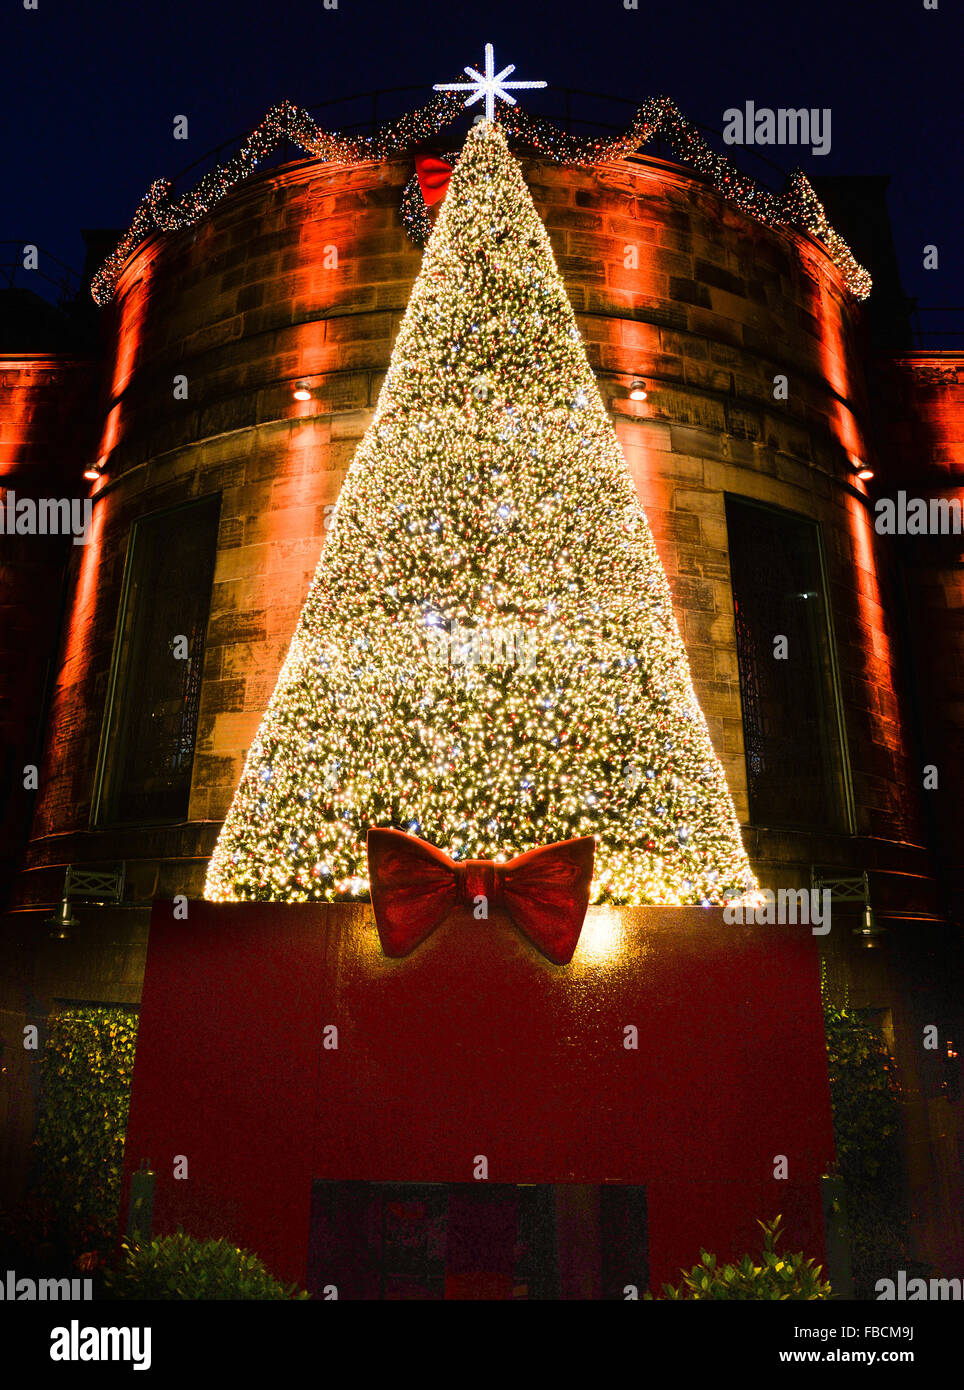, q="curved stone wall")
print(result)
[16,150,933,916]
